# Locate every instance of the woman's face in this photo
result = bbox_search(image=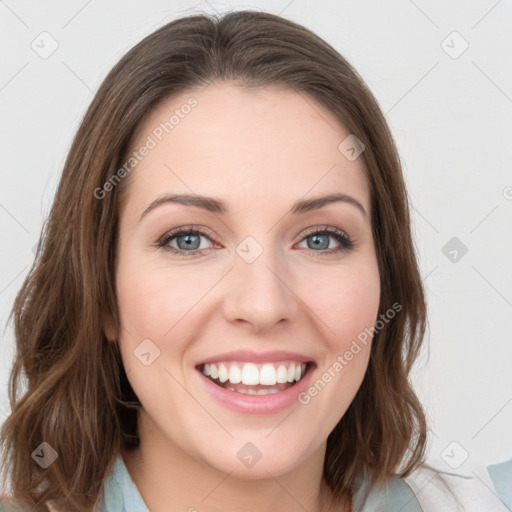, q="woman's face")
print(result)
[110,82,380,478]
